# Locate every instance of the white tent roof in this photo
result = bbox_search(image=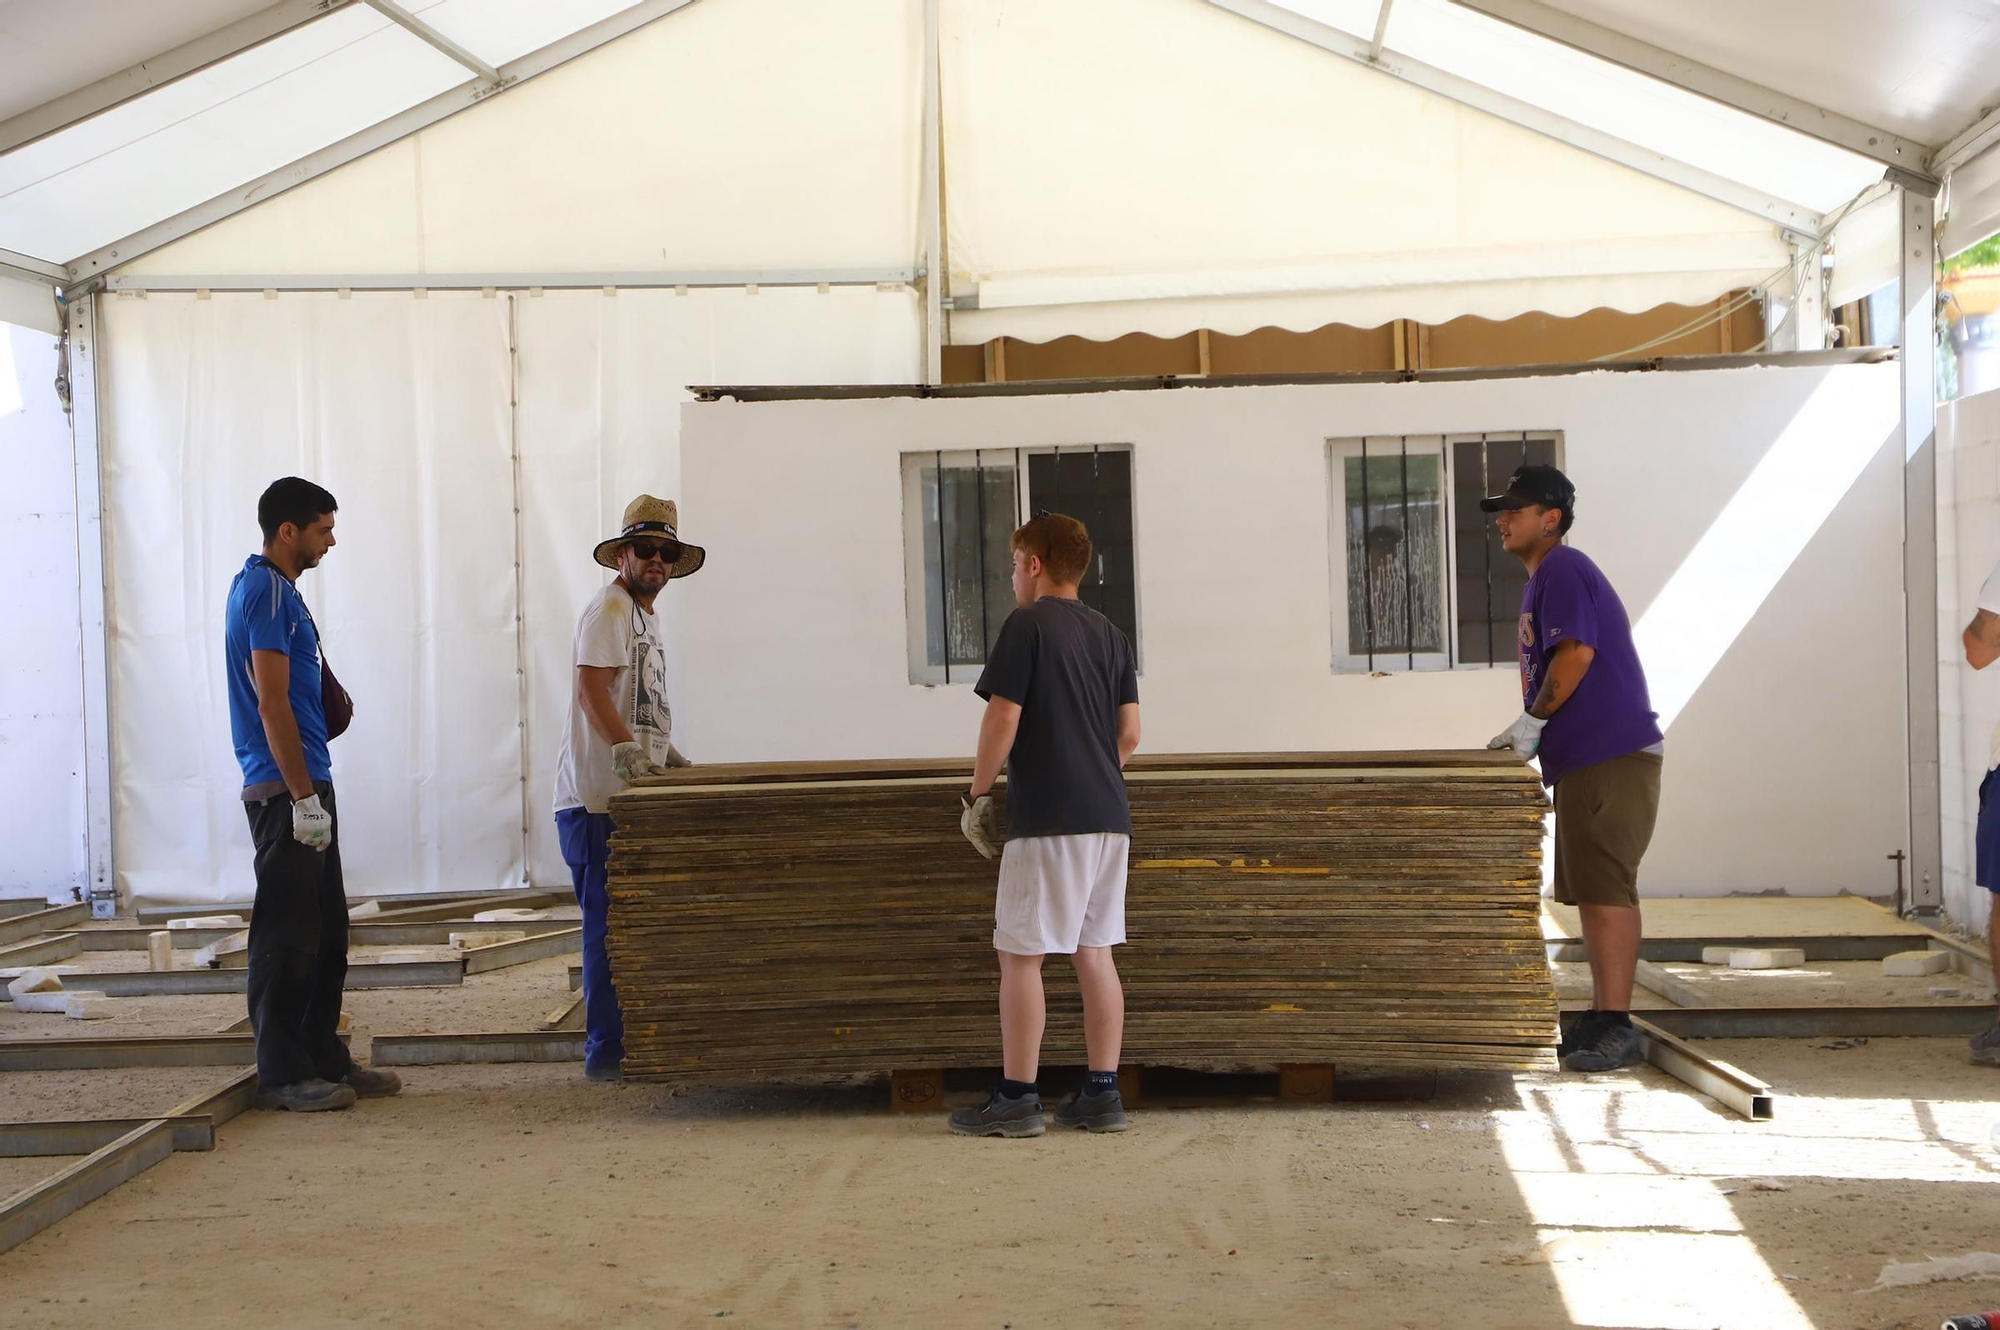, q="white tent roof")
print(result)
[1,0,1997,342]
